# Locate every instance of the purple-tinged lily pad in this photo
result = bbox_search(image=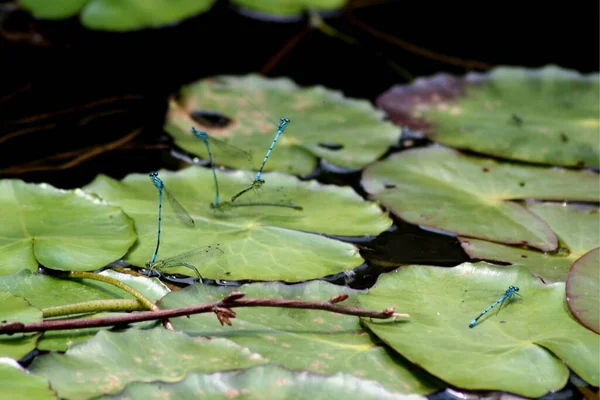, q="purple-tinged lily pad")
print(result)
[566,247,600,334]
[377,65,599,167]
